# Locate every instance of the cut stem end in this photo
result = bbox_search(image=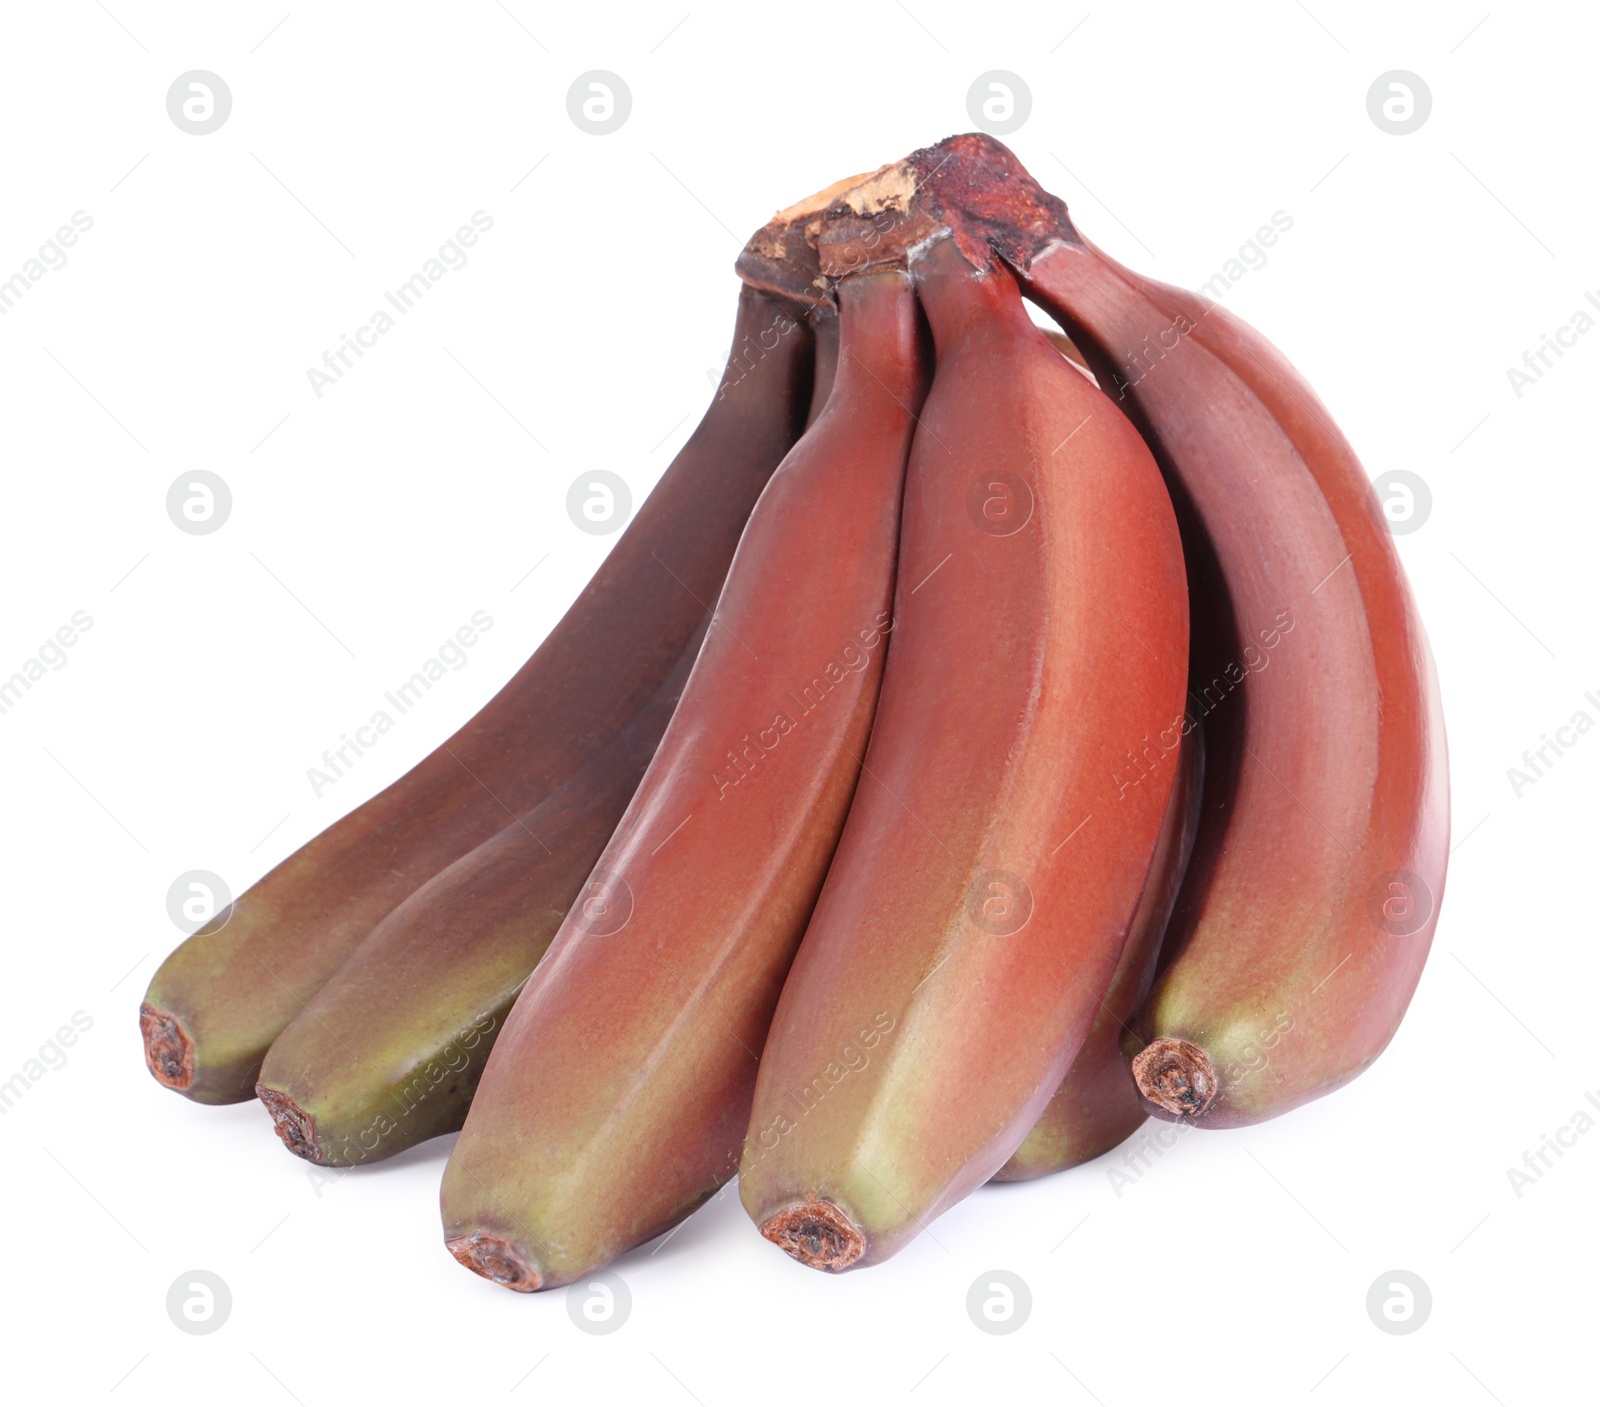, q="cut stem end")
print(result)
[759,1200,865,1272]
[256,1085,323,1162]
[445,1232,543,1292]
[139,1003,193,1090]
[1132,1037,1219,1117]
